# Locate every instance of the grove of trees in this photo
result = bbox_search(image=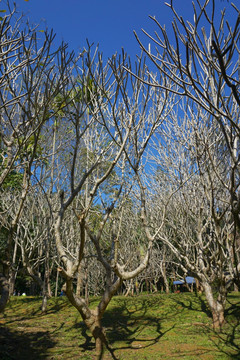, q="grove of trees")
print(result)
[1,0,240,358]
